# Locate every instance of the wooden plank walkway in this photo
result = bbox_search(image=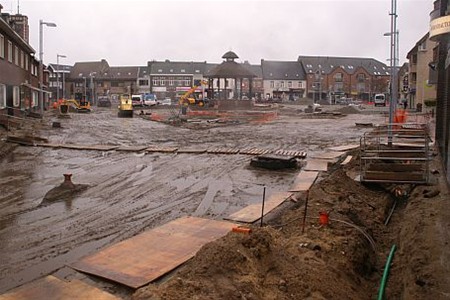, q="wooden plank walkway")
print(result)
[304,159,329,171]
[289,171,319,192]
[71,217,234,289]
[0,275,119,300]
[226,192,292,223]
